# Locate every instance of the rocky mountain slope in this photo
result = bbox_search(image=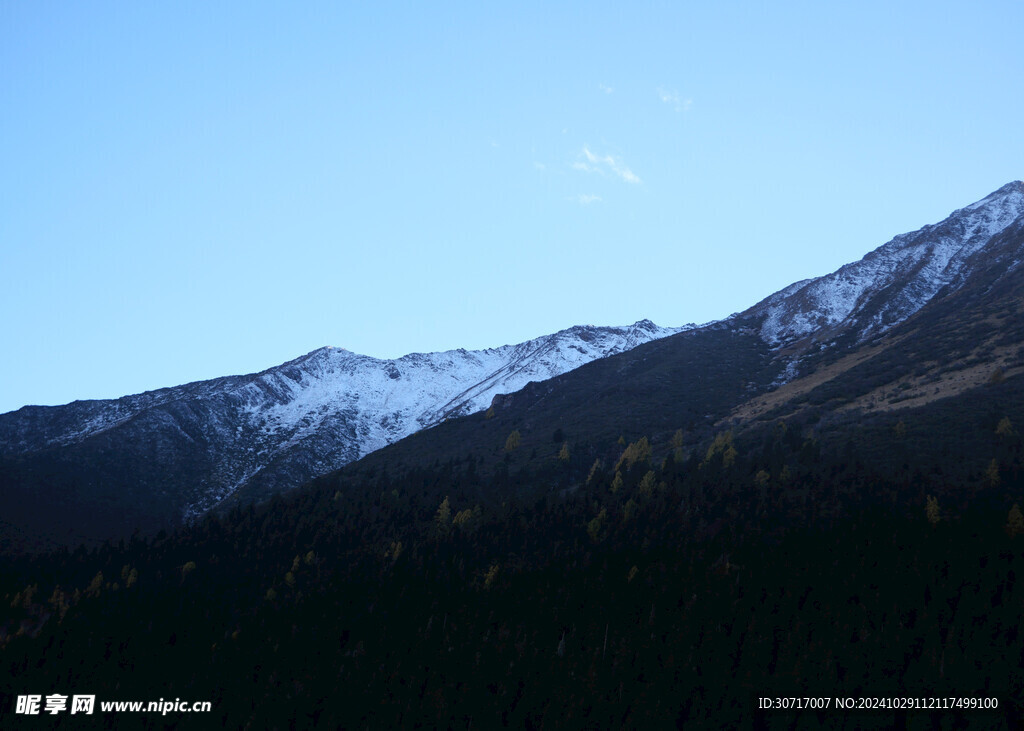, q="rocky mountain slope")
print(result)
[748,181,1024,349]
[0,320,684,550]
[344,182,1024,479]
